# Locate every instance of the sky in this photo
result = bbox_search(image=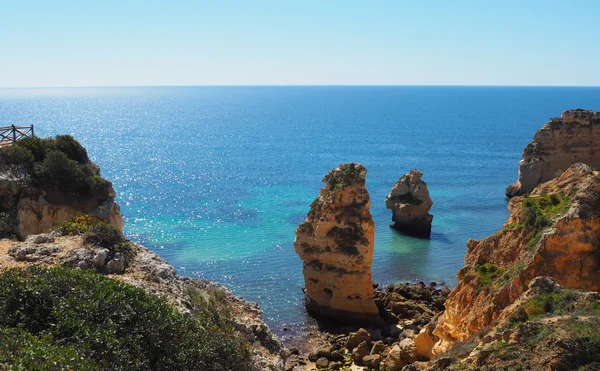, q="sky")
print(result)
[1,0,600,88]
